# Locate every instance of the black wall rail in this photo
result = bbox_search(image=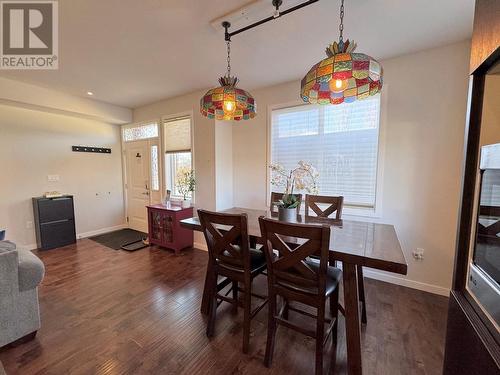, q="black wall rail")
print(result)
[72,146,111,154]
[224,0,320,41]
